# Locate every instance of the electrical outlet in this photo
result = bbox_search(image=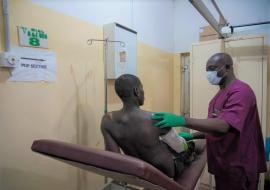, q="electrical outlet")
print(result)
[0,52,20,67]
